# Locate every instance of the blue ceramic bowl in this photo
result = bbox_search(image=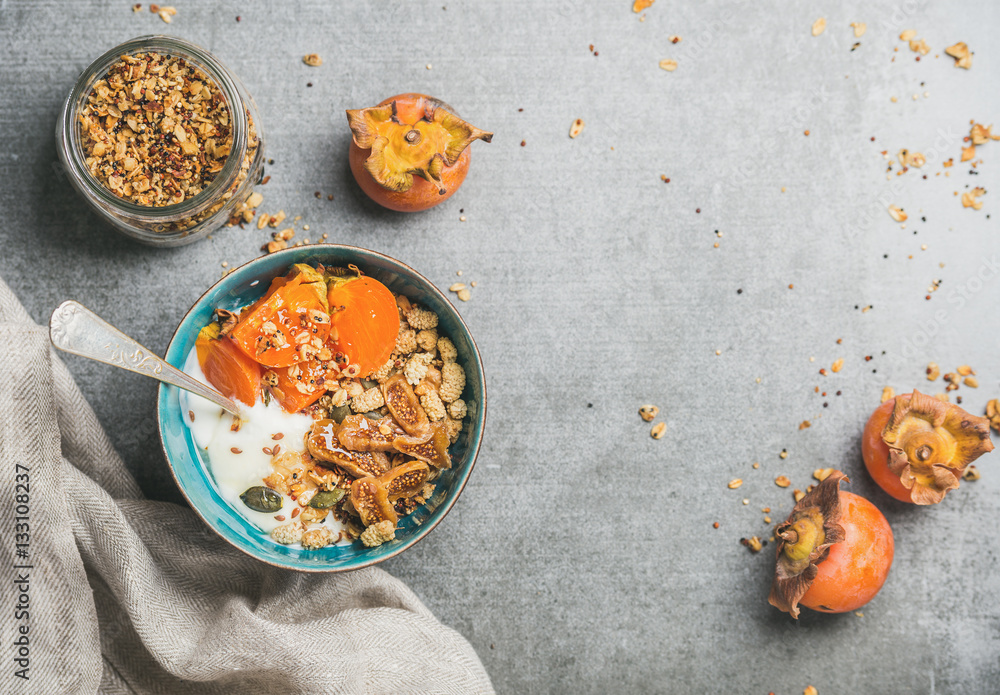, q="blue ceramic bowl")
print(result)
[157,245,486,572]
